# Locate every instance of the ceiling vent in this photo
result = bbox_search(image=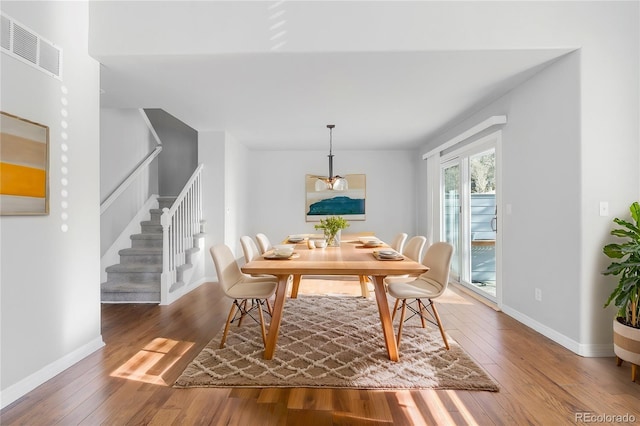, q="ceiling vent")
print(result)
[1,13,62,80]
